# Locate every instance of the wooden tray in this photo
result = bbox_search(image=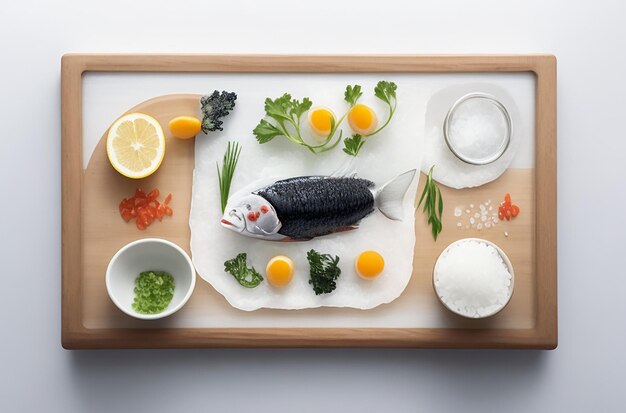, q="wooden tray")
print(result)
[62,54,557,349]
